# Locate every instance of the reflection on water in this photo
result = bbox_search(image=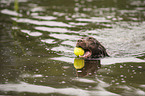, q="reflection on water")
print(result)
[74,58,101,77]
[0,0,145,95]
